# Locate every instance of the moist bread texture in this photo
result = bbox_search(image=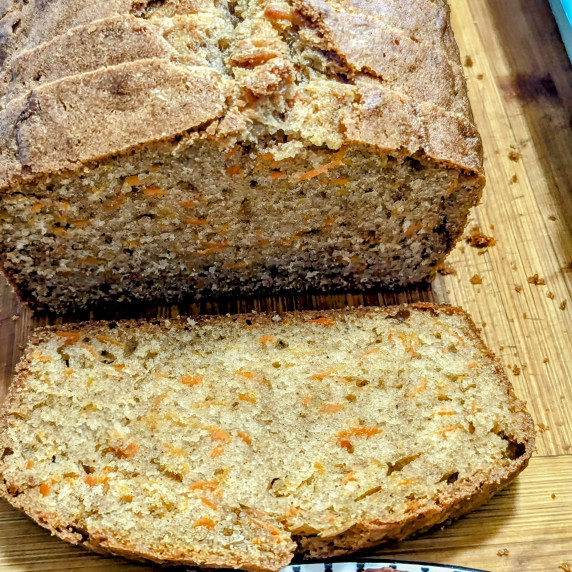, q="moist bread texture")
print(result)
[0,305,533,570]
[0,0,484,311]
